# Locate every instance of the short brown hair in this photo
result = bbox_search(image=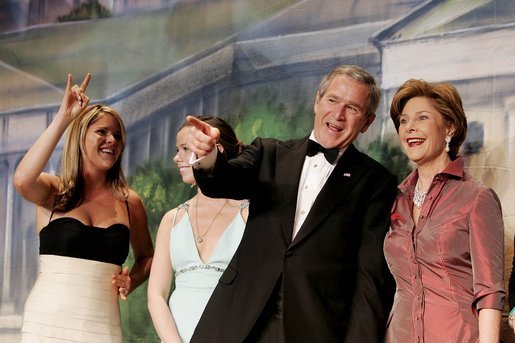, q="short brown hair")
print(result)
[389,79,467,159]
[318,65,381,117]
